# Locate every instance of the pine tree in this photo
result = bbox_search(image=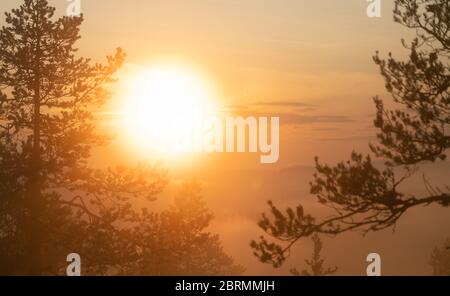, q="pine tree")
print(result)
[429,238,450,275]
[0,0,135,274]
[0,0,242,275]
[290,234,337,276]
[252,0,449,268]
[120,182,245,275]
